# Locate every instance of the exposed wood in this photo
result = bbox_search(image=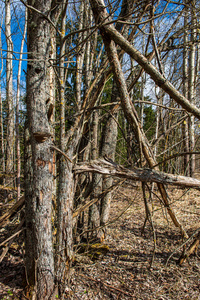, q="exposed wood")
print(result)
[74,158,200,190]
